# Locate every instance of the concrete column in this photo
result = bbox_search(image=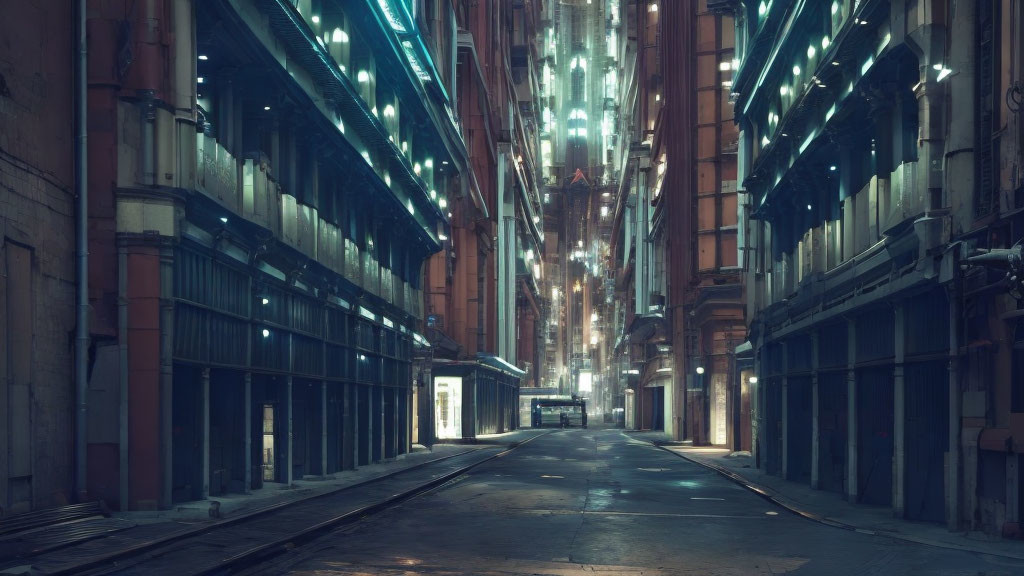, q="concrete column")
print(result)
[811,332,821,490]
[286,376,293,486]
[244,372,252,492]
[893,304,906,517]
[201,368,211,499]
[847,319,858,503]
[321,382,328,477]
[948,282,962,531]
